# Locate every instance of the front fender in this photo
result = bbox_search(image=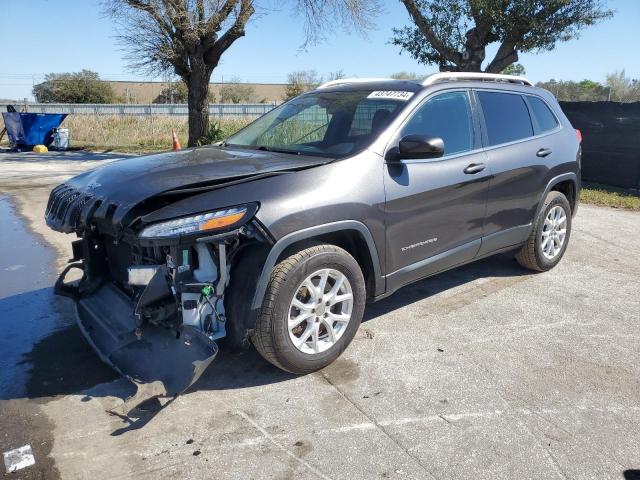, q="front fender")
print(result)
[250,220,384,311]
